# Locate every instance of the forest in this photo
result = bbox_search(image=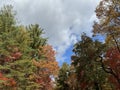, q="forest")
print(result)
[0,0,120,90]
